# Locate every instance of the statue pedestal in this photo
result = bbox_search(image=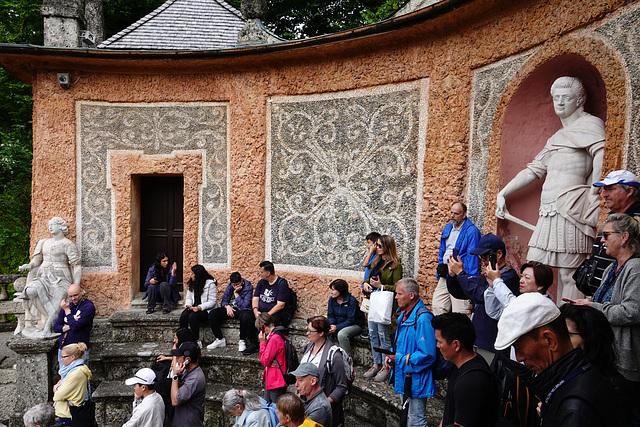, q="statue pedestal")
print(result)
[6,336,57,420]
